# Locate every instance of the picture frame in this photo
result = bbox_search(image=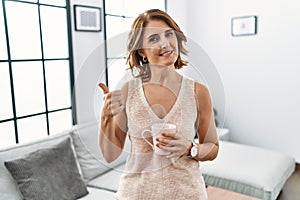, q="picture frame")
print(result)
[74,5,101,32]
[231,15,257,37]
